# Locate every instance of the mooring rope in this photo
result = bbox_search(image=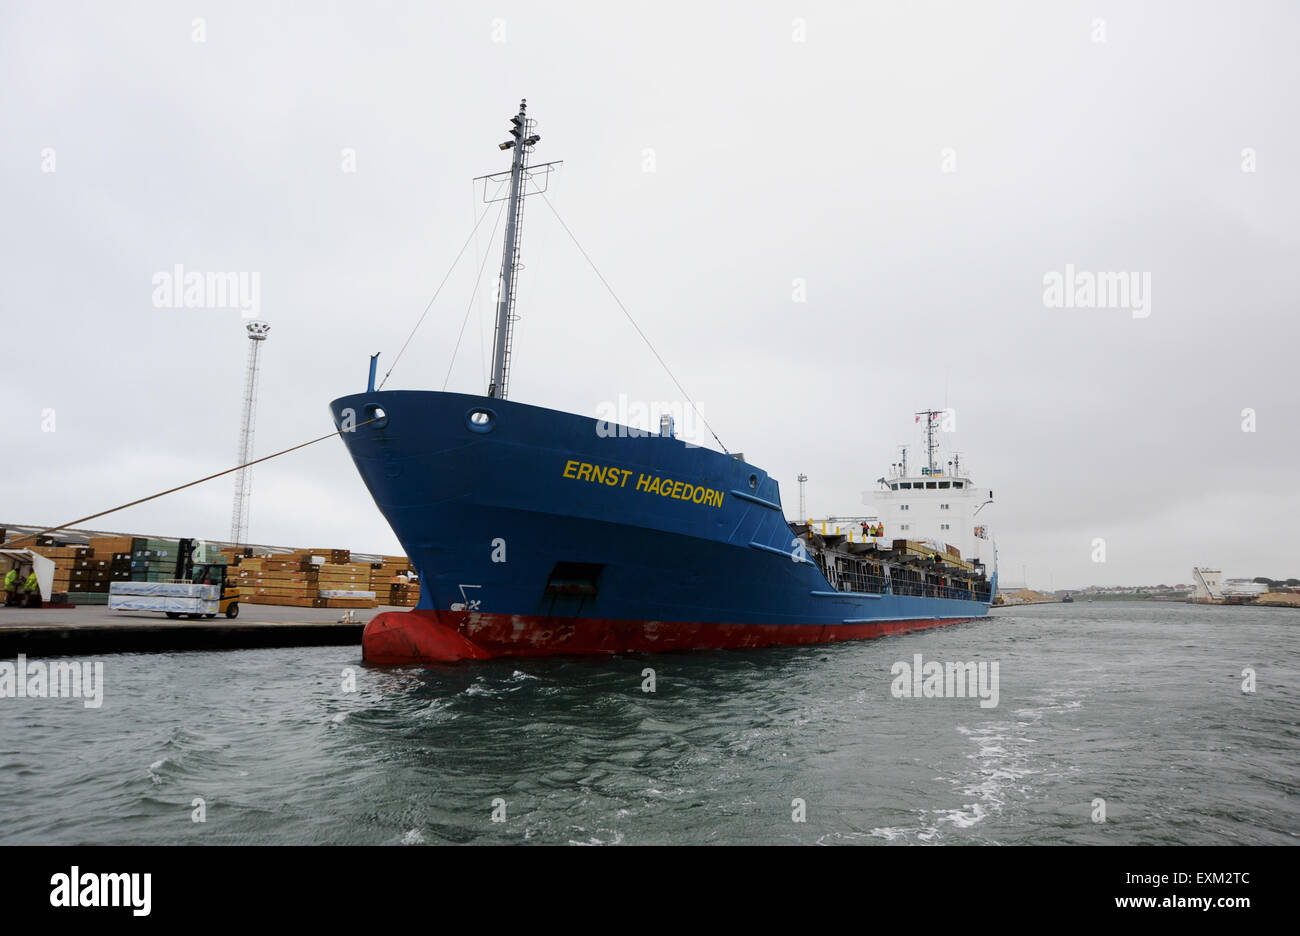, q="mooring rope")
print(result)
[7,418,379,547]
